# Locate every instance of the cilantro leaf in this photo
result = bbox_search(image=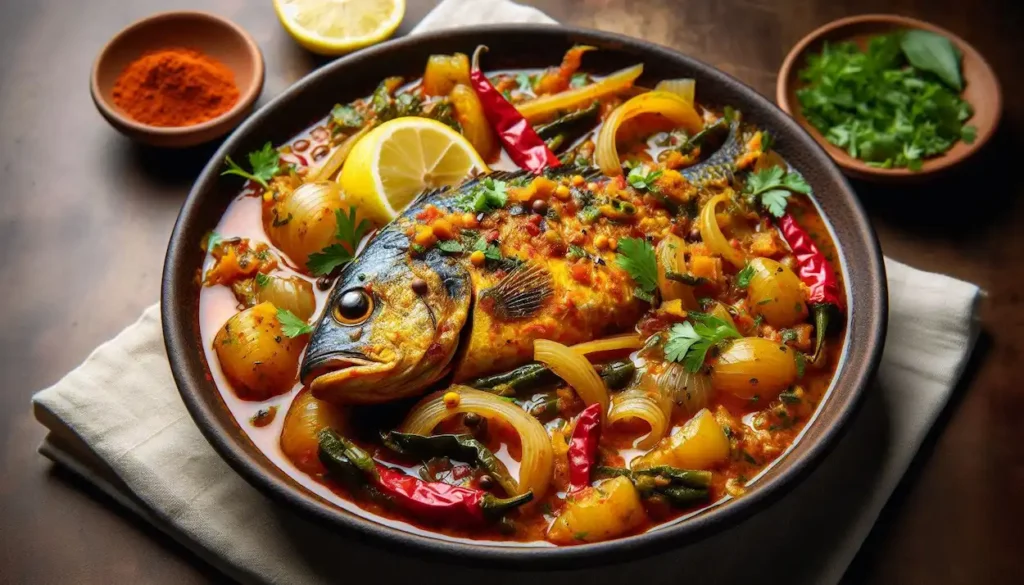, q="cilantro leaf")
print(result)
[760,189,792,218]
[615,237,658,296]
[665,312,742,372]
[221,142,280,189]
[515,73,534,94]
[665,322,702,362]
[626,165,663,191]
[277,308,314,338]
[567,244,588,260]
[204,231,223,252]
[255,273,272,288]
[735,264,755,289]
[961,124,977,144]
[306,207,372,276]
[570,73,589,88]
[306,244,353,277]
[743,168,809,218]
[437,240,464,254]
[472,236,502,261]
[457,178,508,213]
